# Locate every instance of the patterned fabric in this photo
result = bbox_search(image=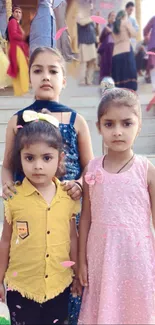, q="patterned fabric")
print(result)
[60,112,82,325]
[59,112,81,181]
[79,155,155,324]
